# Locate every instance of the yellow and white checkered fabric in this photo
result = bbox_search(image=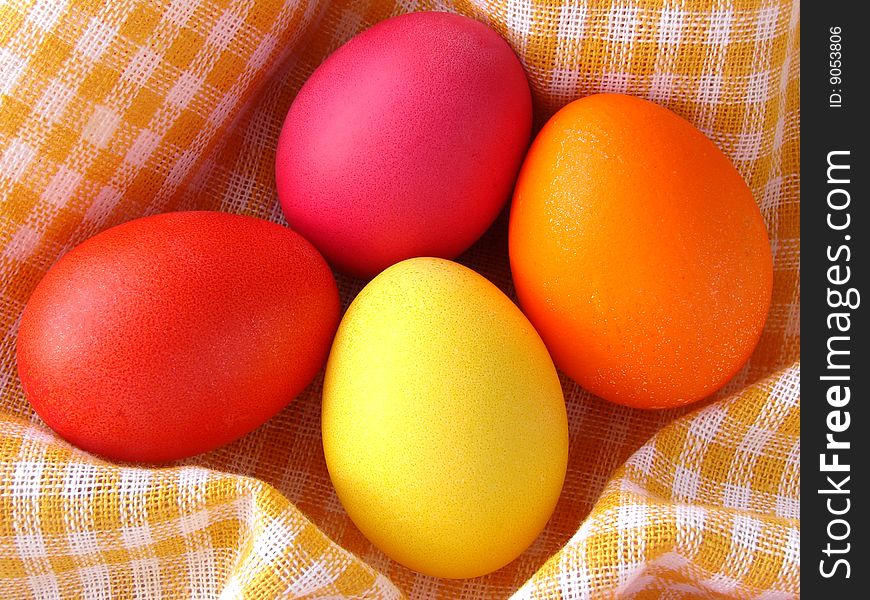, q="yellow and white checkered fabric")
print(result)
[0,0,800,598]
